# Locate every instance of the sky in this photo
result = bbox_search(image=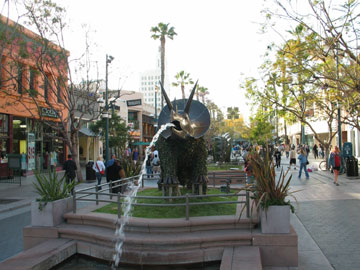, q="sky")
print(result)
[6,0,282,121]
